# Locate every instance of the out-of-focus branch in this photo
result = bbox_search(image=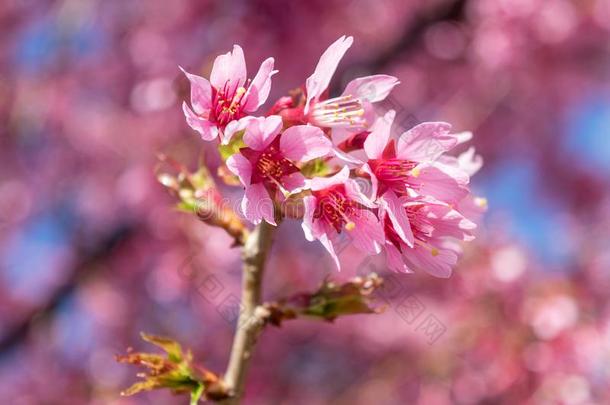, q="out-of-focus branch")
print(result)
[222,221,276,404]
[332,0,468,93]
[374,0,467,70]
[0,224,135,354]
